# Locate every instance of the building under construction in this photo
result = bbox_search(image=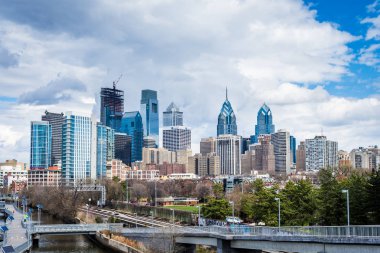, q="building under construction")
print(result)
[100,83,124,131]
